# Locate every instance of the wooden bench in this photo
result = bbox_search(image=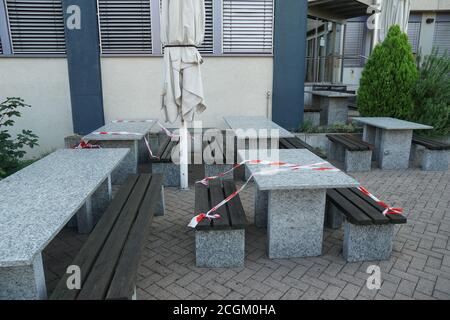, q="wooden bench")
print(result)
[203,136,235,180]
[326,134,374,172]
[152,130,237,185]
[411,136,450,171]
[195,180,247,268]
[326,187,407,262]
[50,174,163,300]
[280,137,327,159]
